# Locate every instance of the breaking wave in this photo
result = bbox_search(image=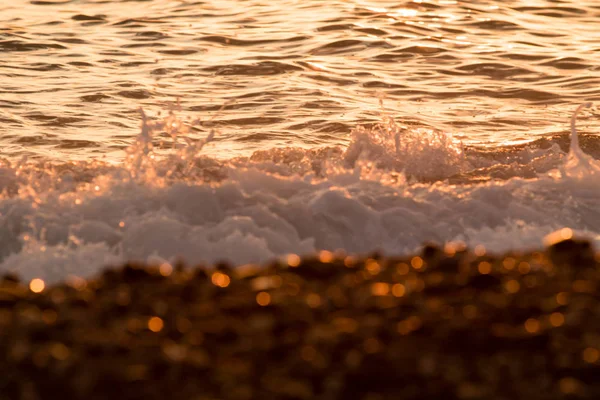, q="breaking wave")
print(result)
[0,103,597,282]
